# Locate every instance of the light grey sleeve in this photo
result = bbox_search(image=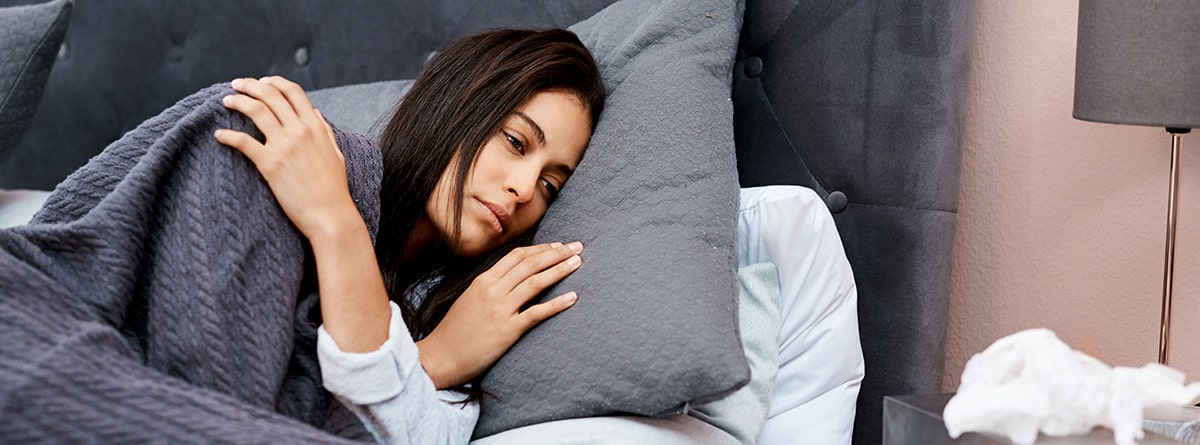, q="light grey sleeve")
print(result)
[318,301,479,445]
